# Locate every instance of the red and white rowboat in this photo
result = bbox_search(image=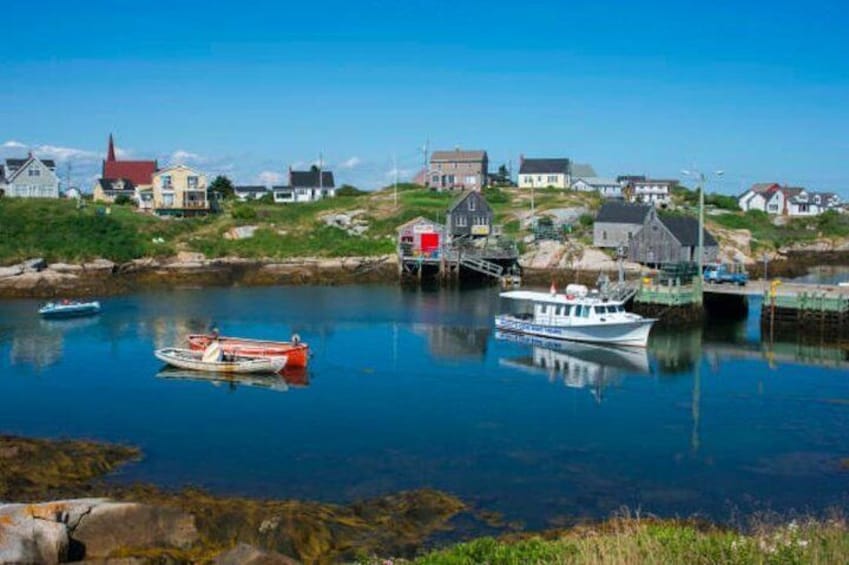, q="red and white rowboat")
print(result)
[187,334,310,368]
